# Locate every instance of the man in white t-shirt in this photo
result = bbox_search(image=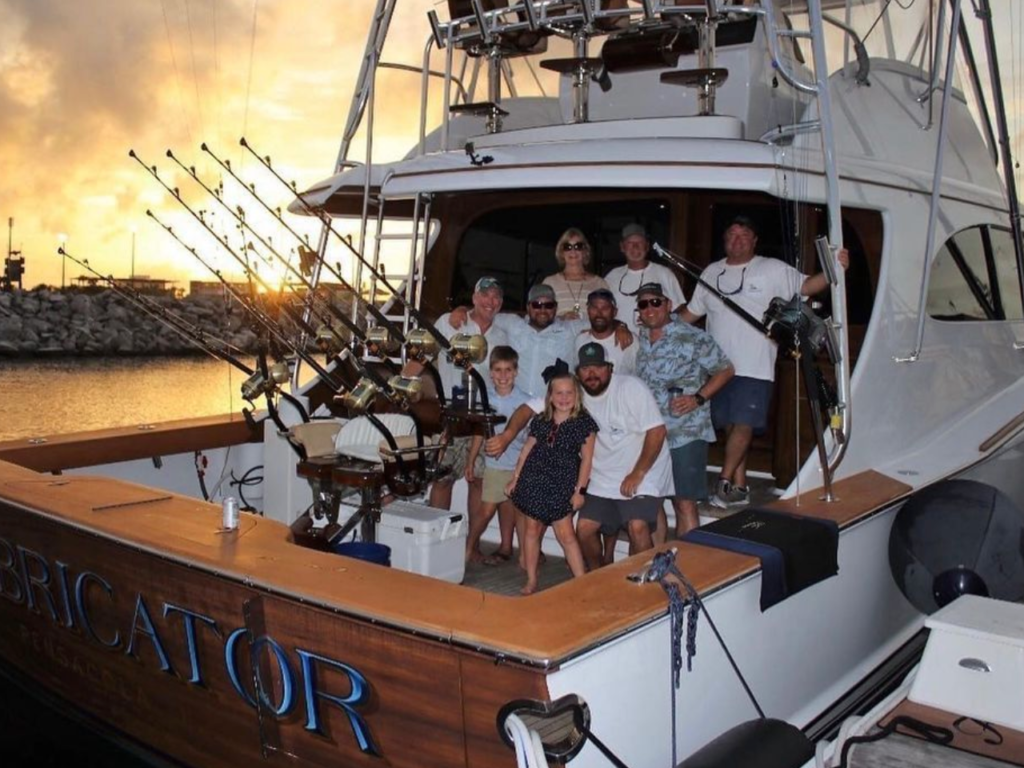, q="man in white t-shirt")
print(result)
[574,342,673,564]
[482,342,673,566]
[605,223,686,332]
[681,216,848,508]
[575,288,637,376]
